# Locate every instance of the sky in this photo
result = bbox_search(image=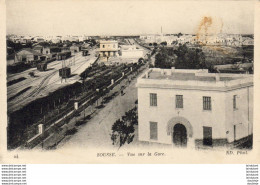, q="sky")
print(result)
[6,0,255,36]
